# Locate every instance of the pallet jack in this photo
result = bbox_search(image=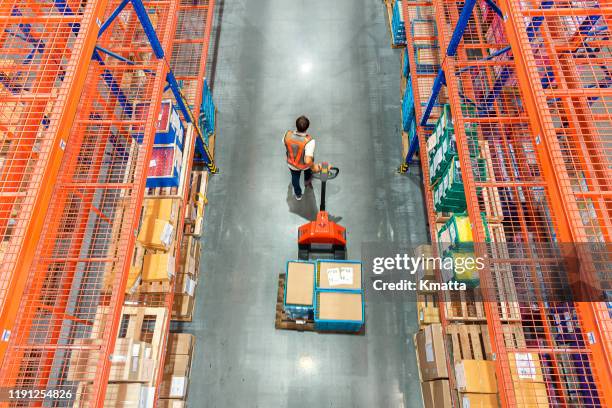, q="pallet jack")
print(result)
[297,162,347,260]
